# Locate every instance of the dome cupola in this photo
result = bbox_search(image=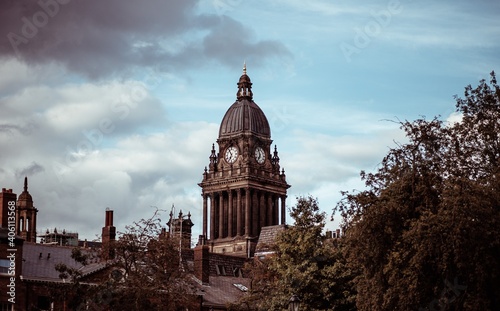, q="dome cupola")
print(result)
[218,63,270,139]
[18,176,33,202]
